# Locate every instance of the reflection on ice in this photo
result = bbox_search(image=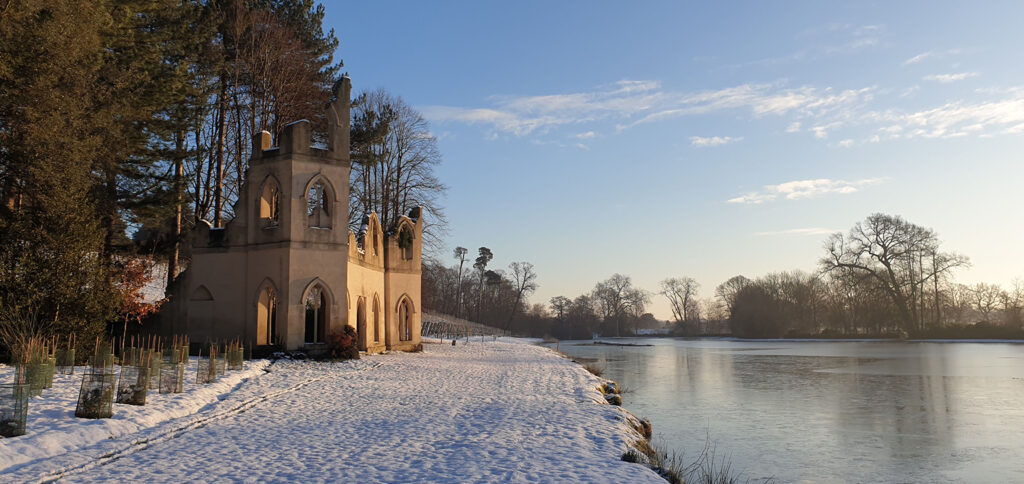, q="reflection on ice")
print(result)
[552,338,1024,484]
